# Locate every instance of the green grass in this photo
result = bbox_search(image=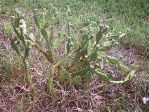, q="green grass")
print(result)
[1,0,149,46]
